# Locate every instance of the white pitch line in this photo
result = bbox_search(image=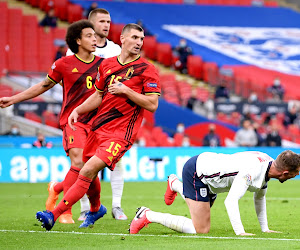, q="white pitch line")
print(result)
[0,229,300,241]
